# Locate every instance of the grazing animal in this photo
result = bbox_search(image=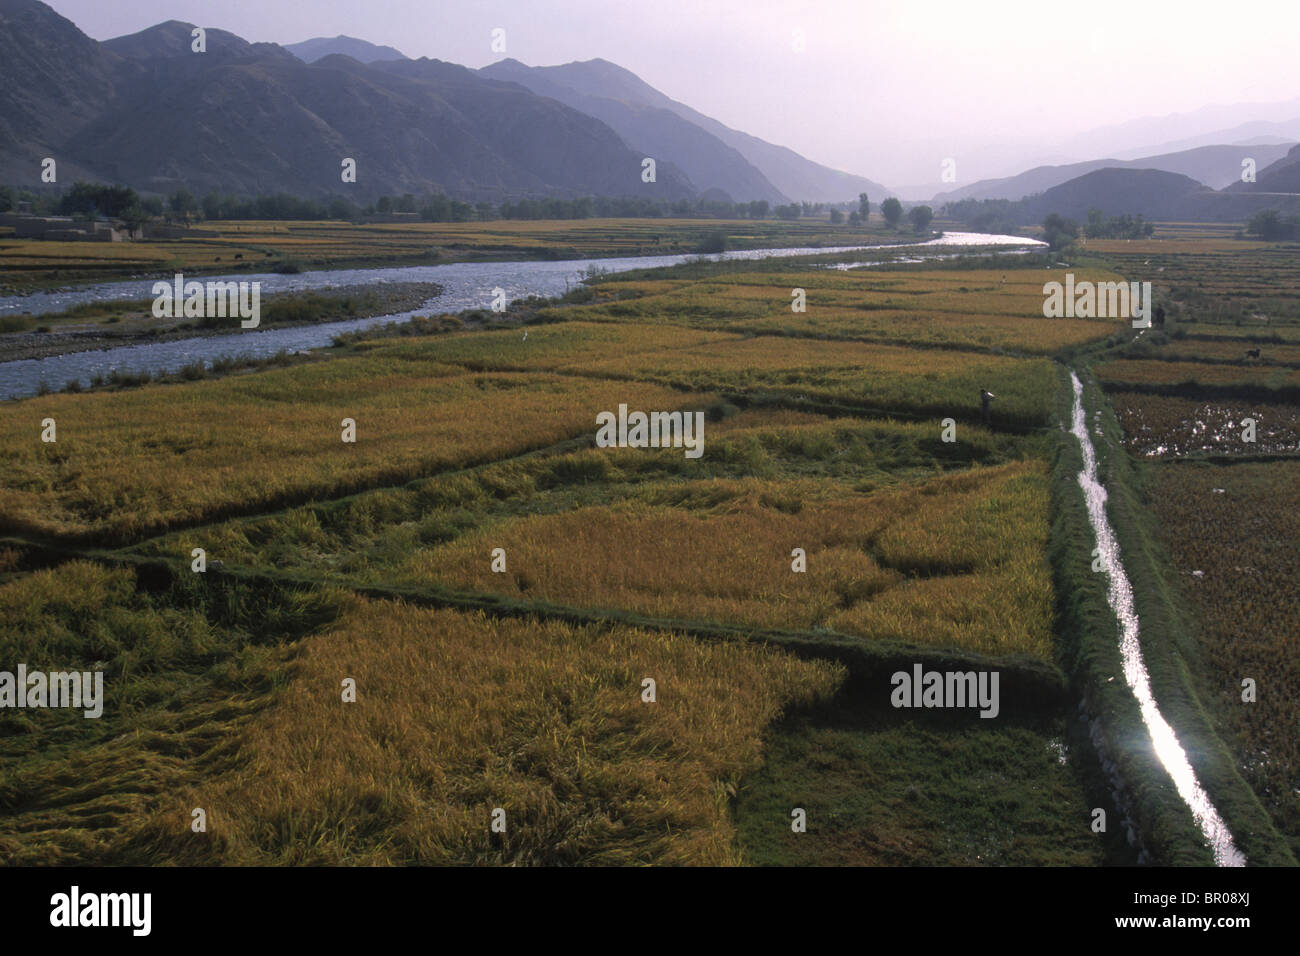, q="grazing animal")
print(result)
[1245,348,1261,359]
